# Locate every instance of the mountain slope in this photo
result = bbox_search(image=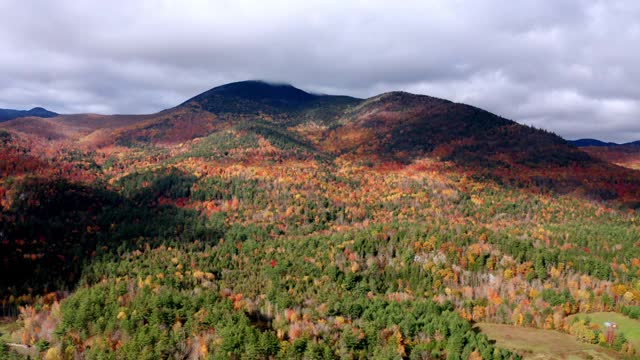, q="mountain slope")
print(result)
[0,82,616,170]
[0,107,57,122]
[322,91,591,166]
[0,113,159,143]
[0,81,361,146]
[4,81,640,359]
[86,81,363,147]
[1,80,638,203]
[570,138,640,147]
[315,91,640,203]
[580,145,640,171]
[569,138,619,147]
[183,80,318,109]
[570,139,640,171]
[179,80,362,126]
